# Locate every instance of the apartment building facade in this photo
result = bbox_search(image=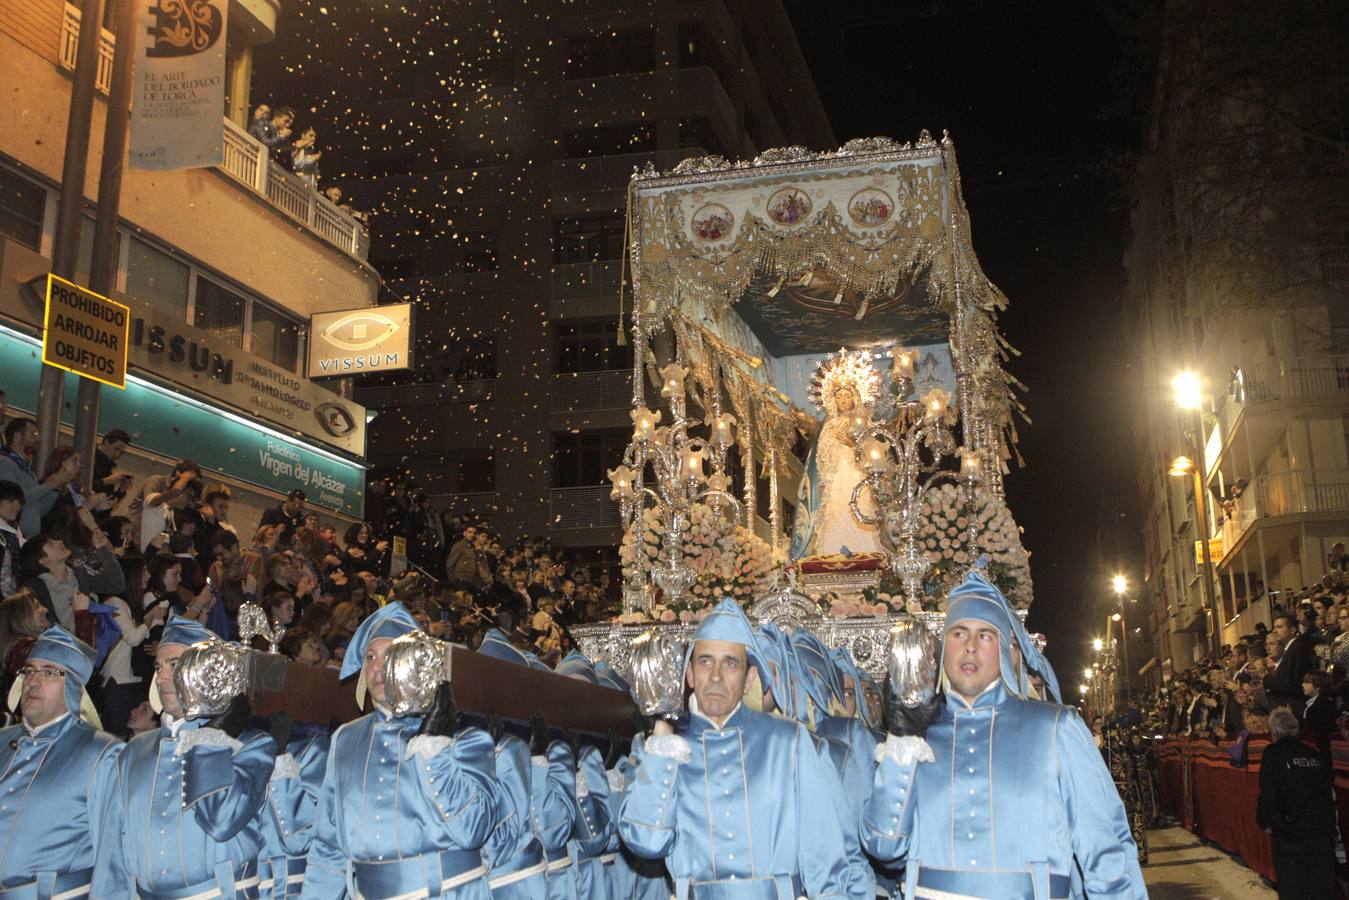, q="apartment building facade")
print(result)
[0,0,379,531]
